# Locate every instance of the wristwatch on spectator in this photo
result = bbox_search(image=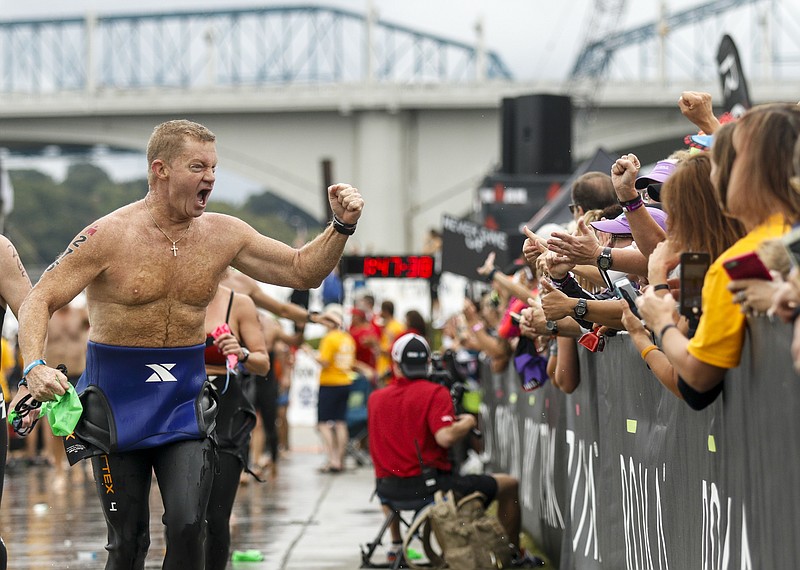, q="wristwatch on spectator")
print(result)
[239,347,250,363]
[597,247,613,270]
[545,320,559,336]
[573,299,588,319]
